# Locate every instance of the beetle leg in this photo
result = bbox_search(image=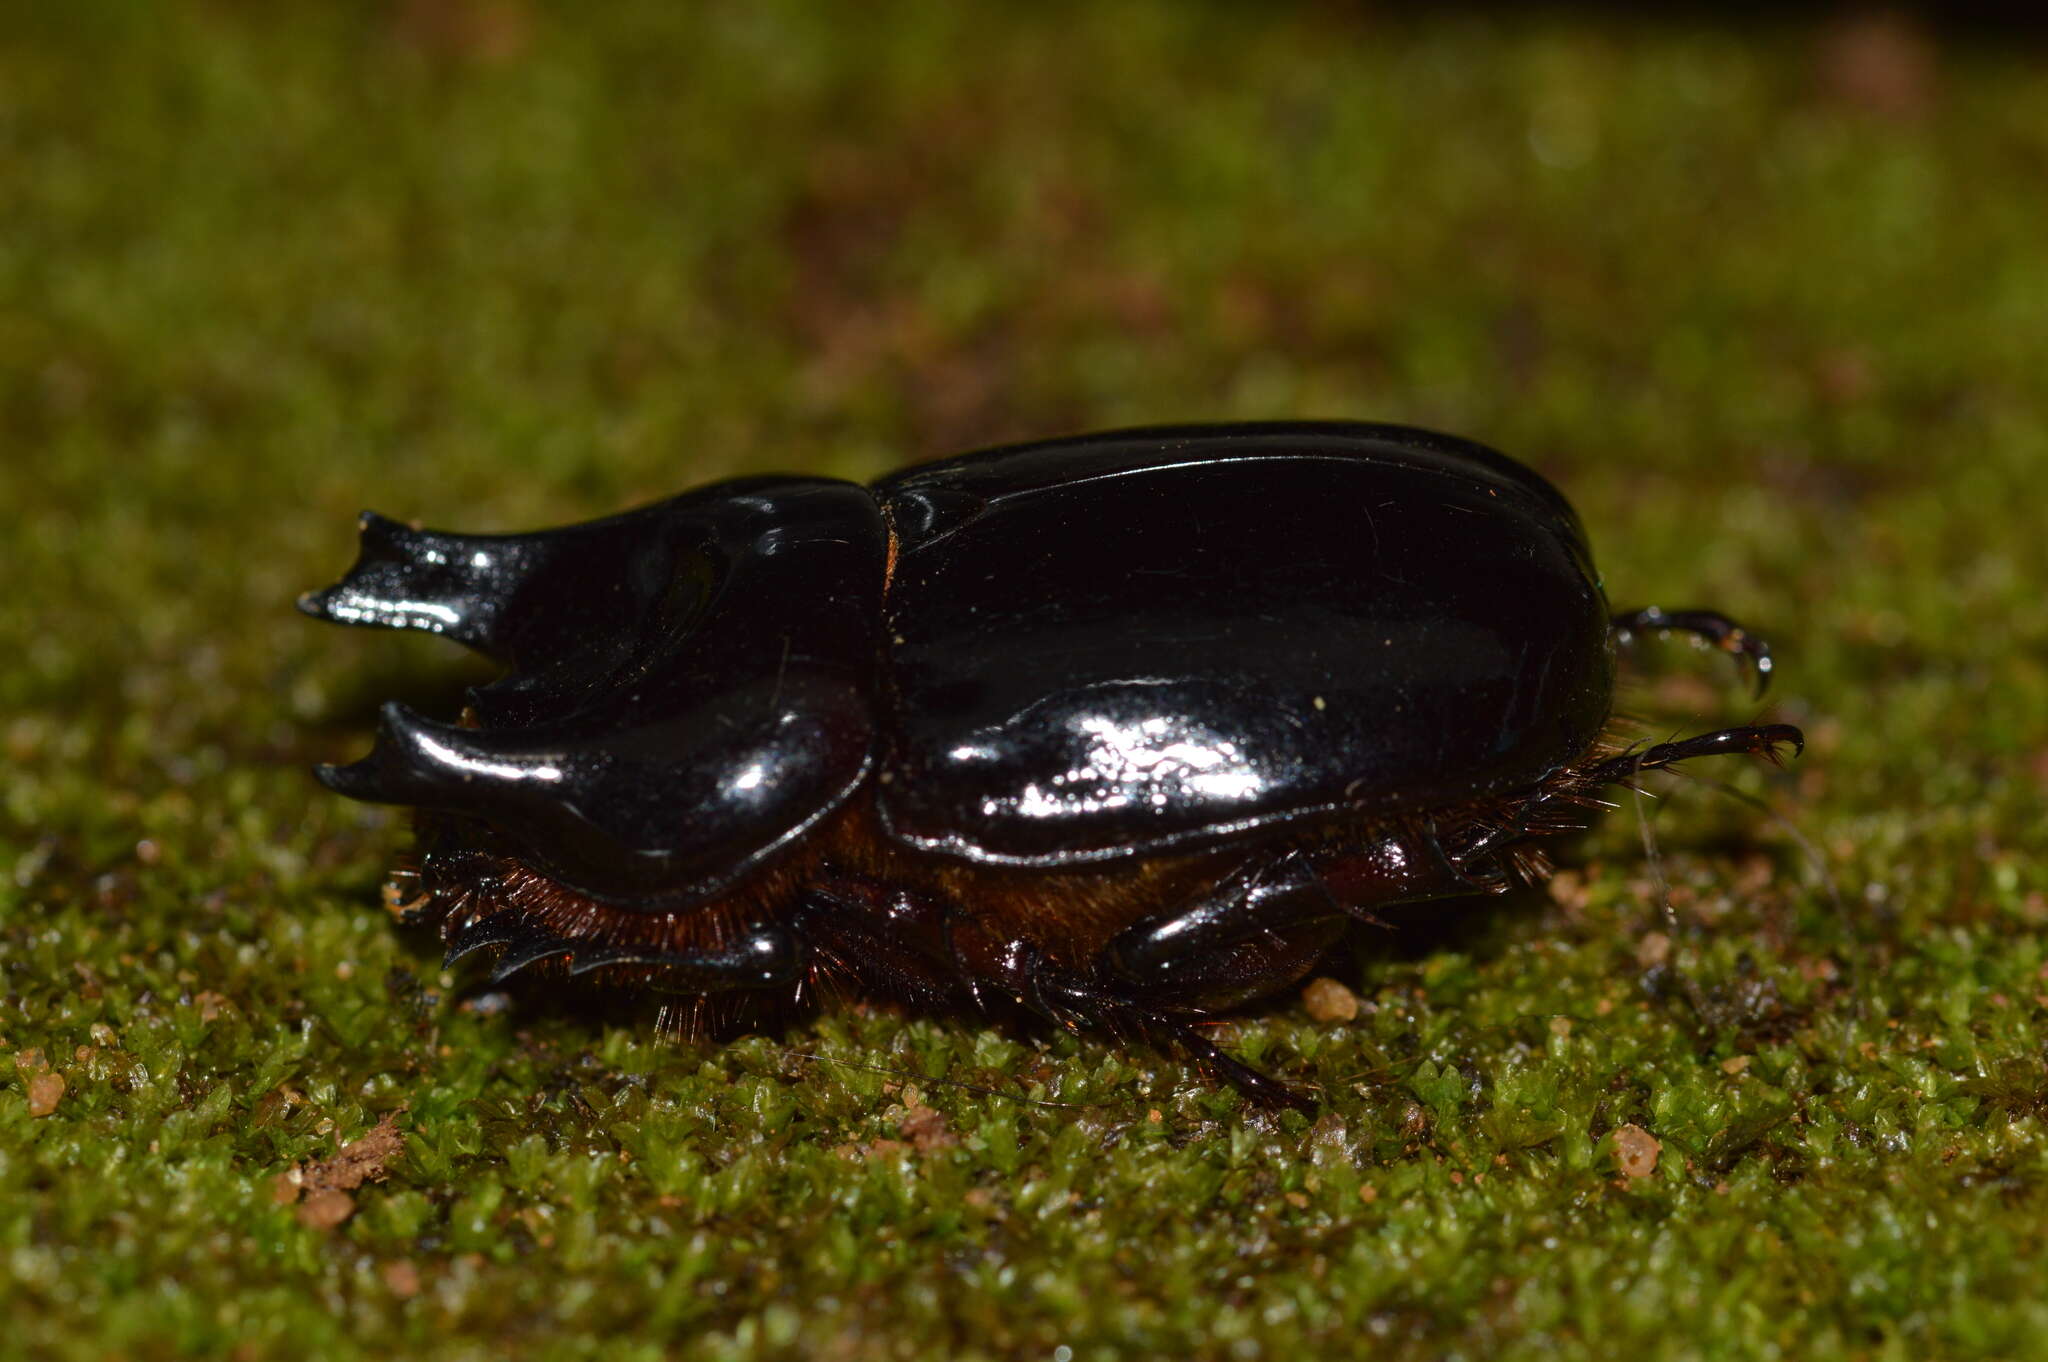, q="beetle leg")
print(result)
[439,910,802,993]
[799,868,1326,1108]
[1316,827,1512,910]
[791,876,983,1012]
[1022,959,1318,1112]
[1102,851,1349,1014]
[1163,1023,1317,1110]
[1611,607,1775,697]
[565,926,802,991]
[1457,723,1804,863]
[1083,835,1535,1106]
[1079,850,1372,1108]
[1584,724,1805,787]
